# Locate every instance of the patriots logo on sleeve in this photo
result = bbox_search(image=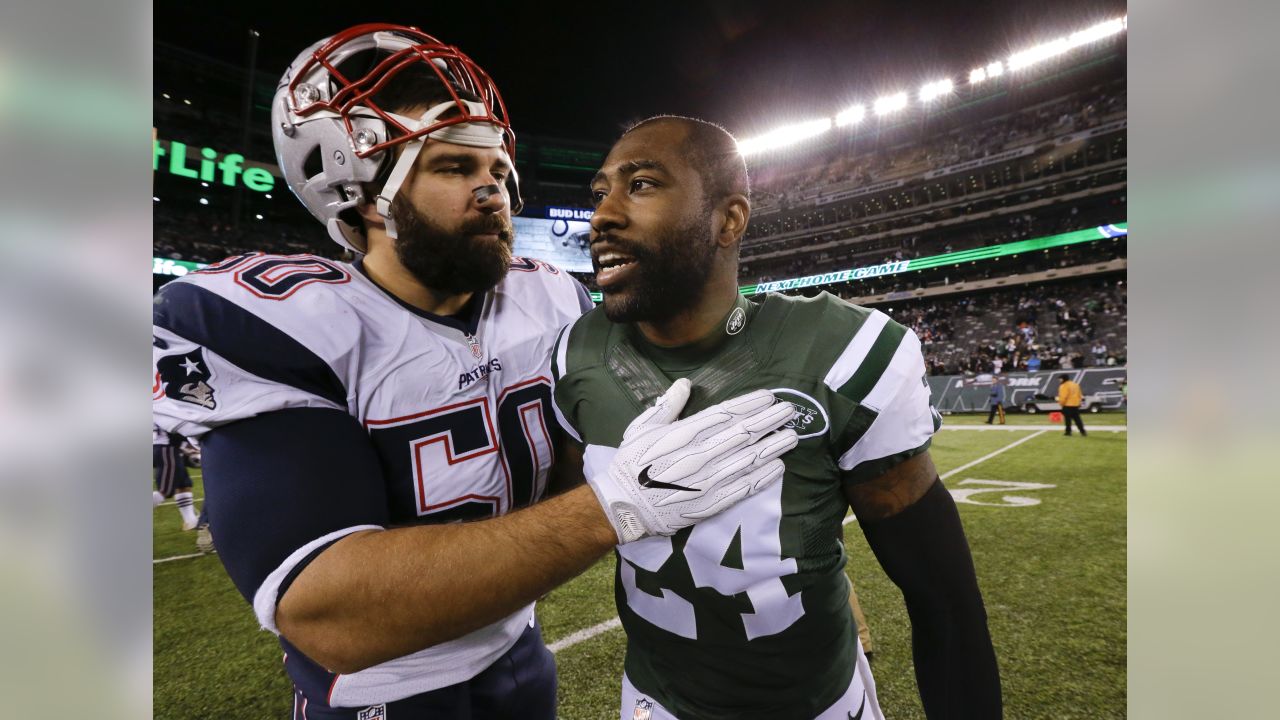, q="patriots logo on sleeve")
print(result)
[157,348,217,410]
